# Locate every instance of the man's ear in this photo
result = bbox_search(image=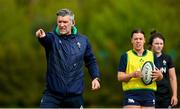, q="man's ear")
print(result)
[72,20,75,26]
[131,38,133,44]
[144,38,146,43]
